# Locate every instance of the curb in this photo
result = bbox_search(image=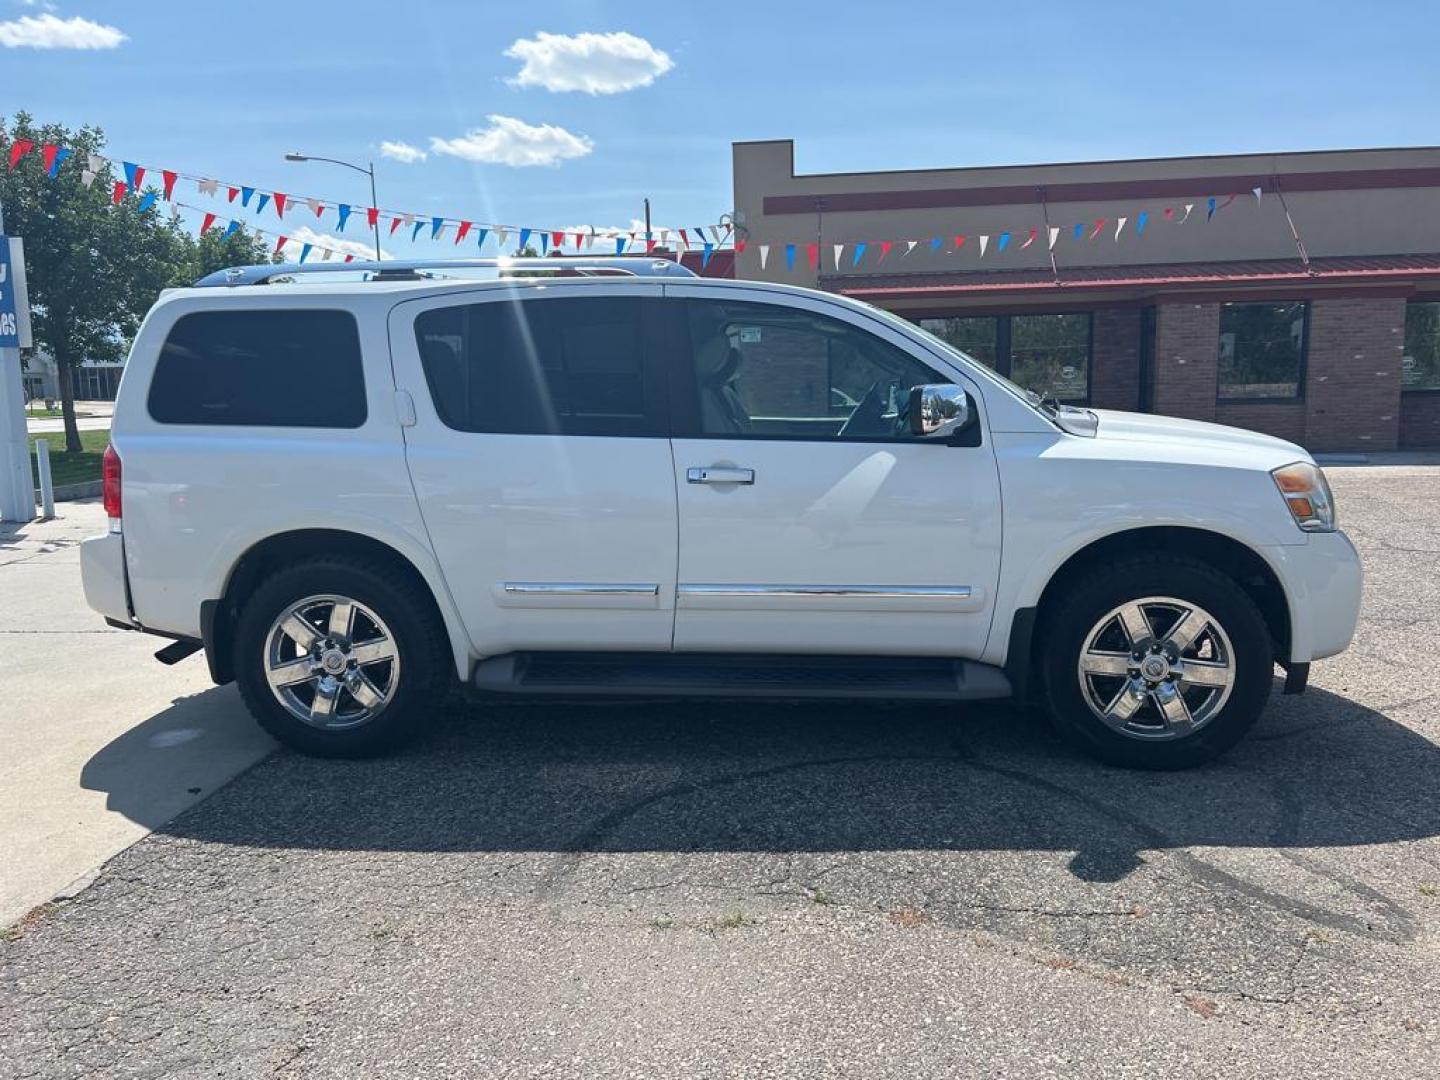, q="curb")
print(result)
[32,481,103,503]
